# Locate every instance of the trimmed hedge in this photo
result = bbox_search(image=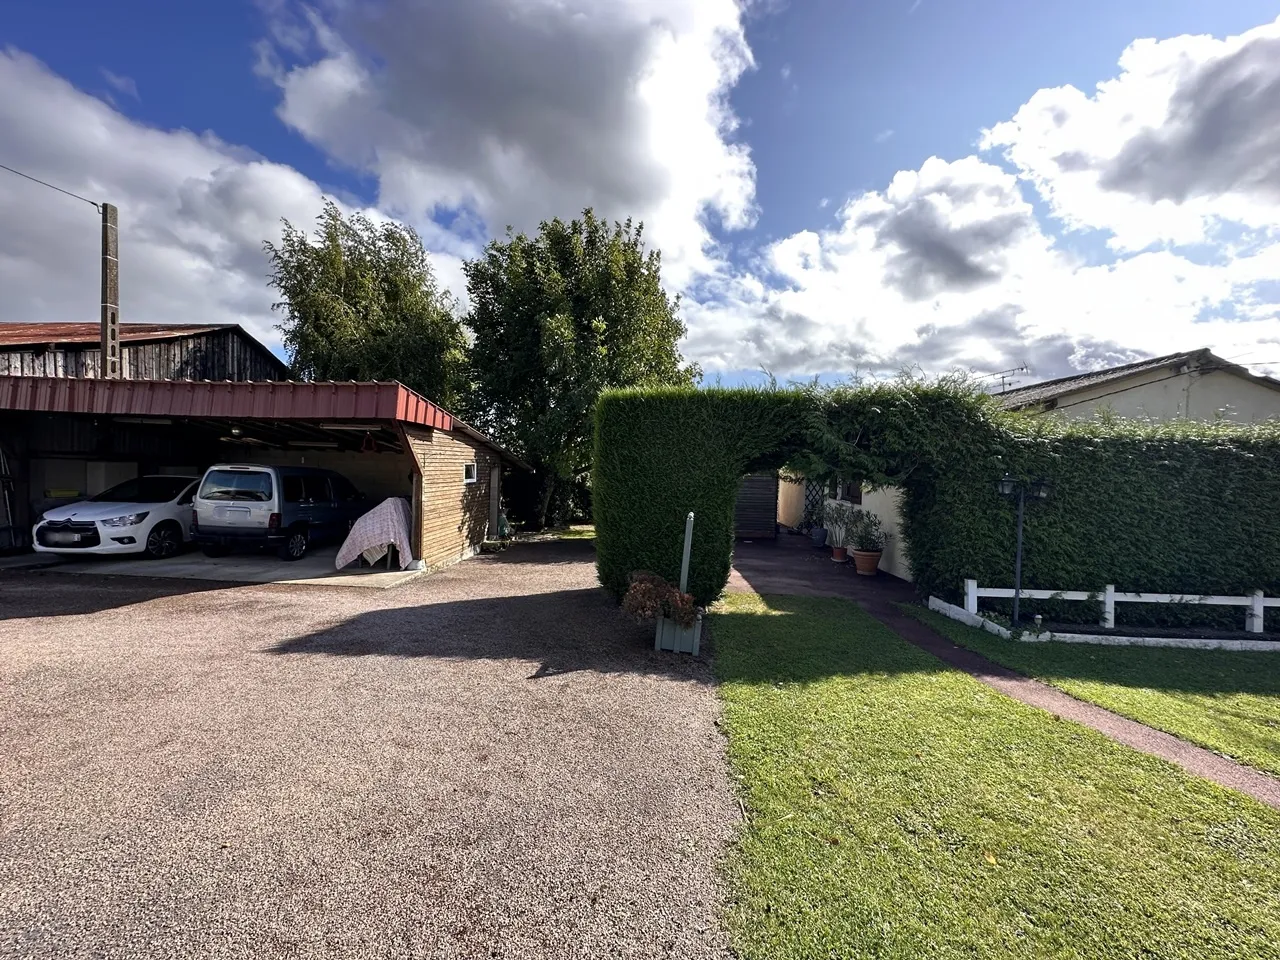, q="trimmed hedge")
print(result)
[594,381,1280,623]
[908,416,1280,626]
[593,387,815,604]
